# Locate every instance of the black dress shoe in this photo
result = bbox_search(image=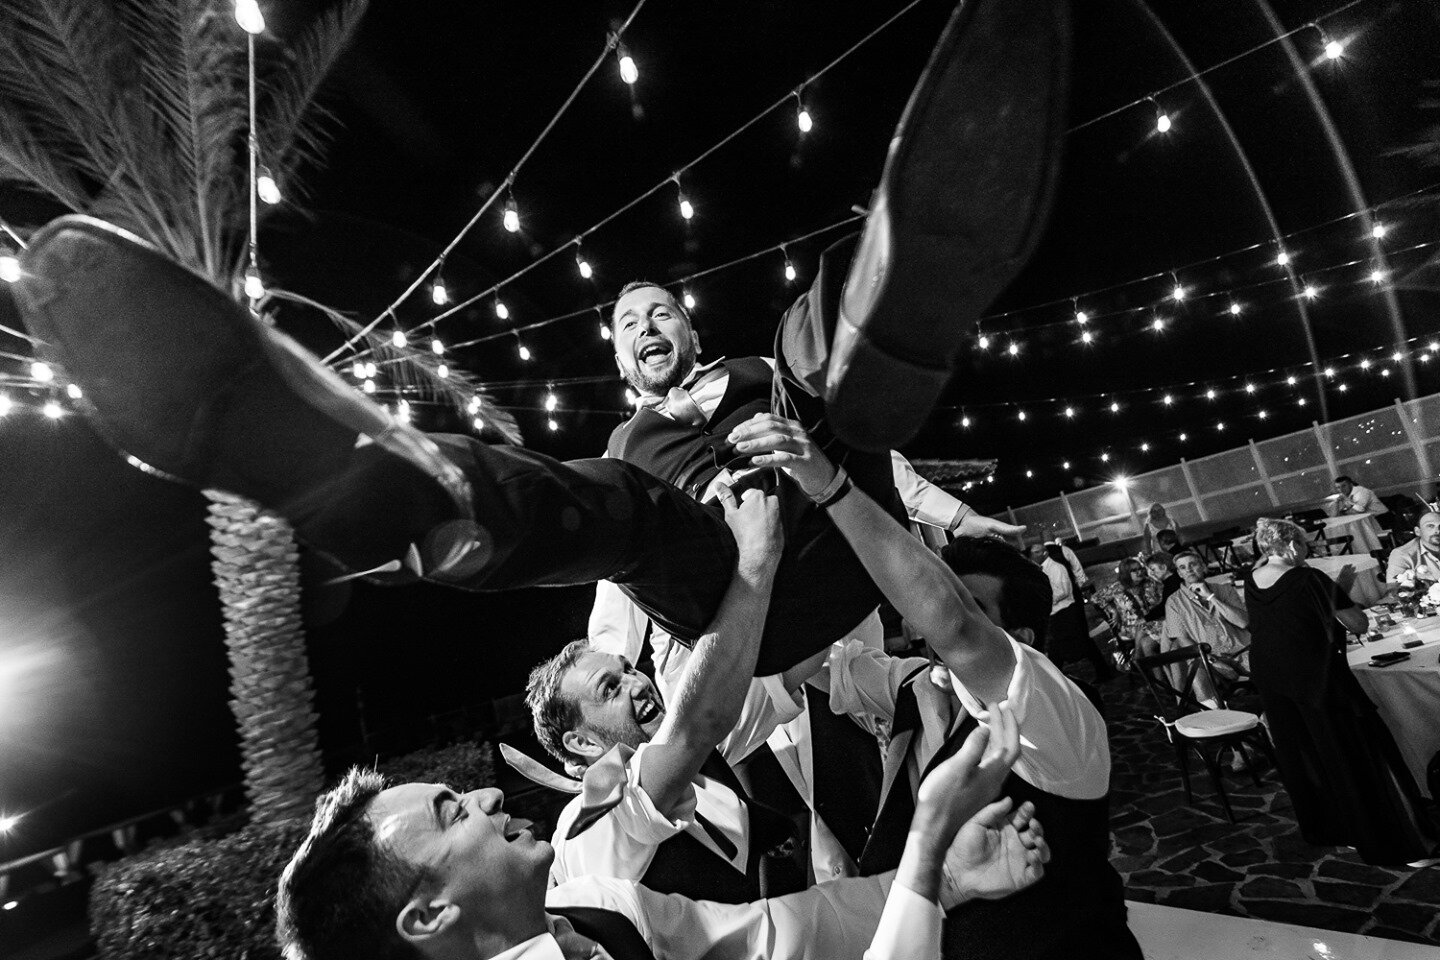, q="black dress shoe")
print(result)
[826,0,1071,451]
[14,215,473,535]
